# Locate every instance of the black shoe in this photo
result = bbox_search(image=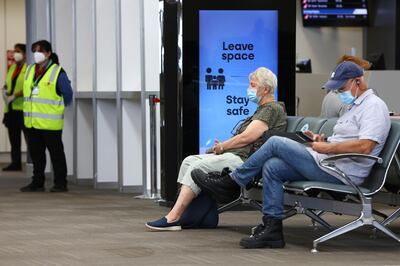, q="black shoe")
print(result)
[20,183,45,192]
[50,186,68,192]
[191,168,240,203]
[206,167,232,179]
[240,216,285,249]
[145,217,182,231]
[2,164,22,171]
